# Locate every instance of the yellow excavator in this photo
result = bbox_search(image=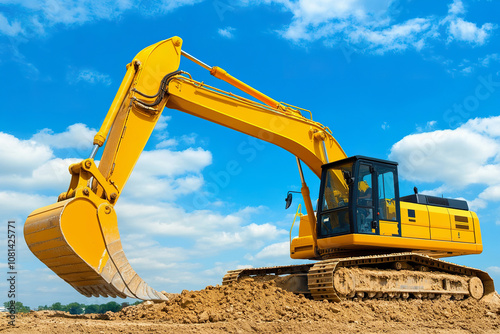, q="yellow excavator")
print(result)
[25,36,495,302]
